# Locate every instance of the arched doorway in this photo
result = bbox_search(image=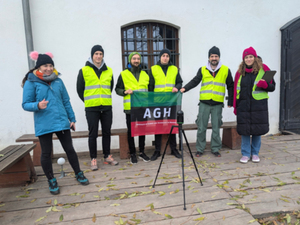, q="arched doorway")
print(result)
[280,16,300,134]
